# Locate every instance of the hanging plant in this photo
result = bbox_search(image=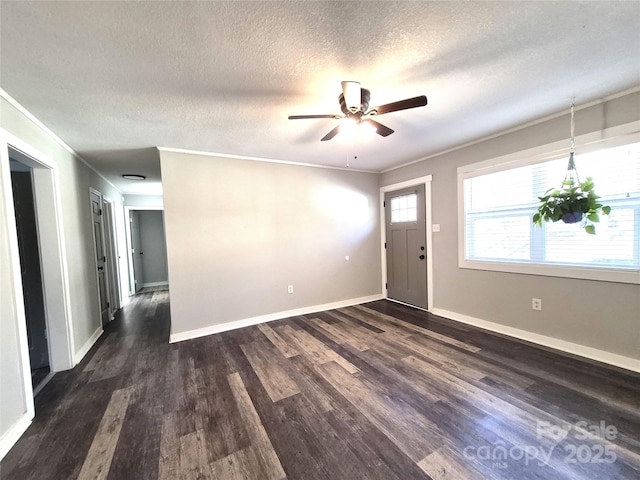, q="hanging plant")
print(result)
[533,171,610,234]
[532,102,611,234]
